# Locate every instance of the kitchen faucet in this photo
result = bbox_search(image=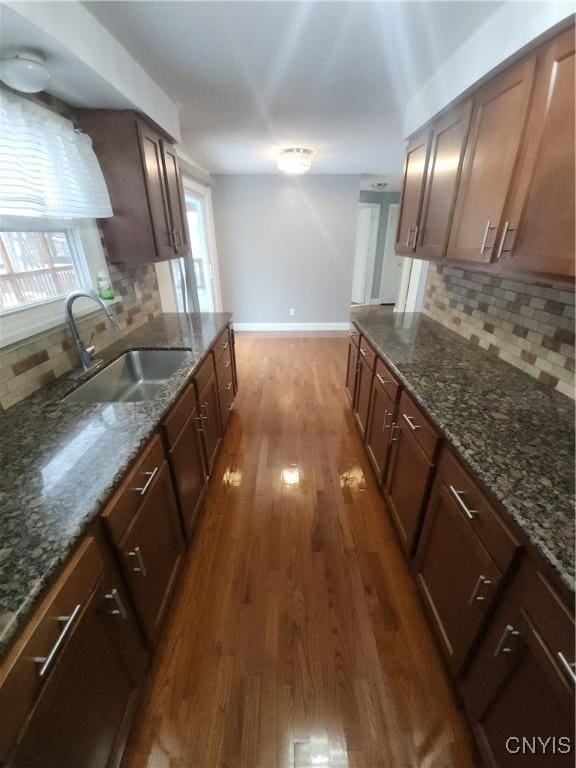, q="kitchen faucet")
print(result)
[64,290,120,374]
